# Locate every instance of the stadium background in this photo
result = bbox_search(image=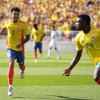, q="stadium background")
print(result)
[0,1,100,99]
[0,0,100,52]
